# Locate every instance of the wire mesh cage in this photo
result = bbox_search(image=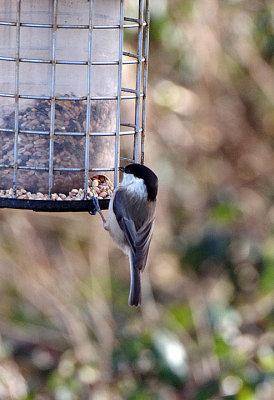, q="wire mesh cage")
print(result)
[0,0,149,212]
